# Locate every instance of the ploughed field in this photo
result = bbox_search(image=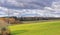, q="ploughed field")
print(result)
[9,20,60,35]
